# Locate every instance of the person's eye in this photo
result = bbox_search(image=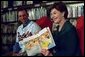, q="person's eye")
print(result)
[53,12,56,14]
[19,15,21,17]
